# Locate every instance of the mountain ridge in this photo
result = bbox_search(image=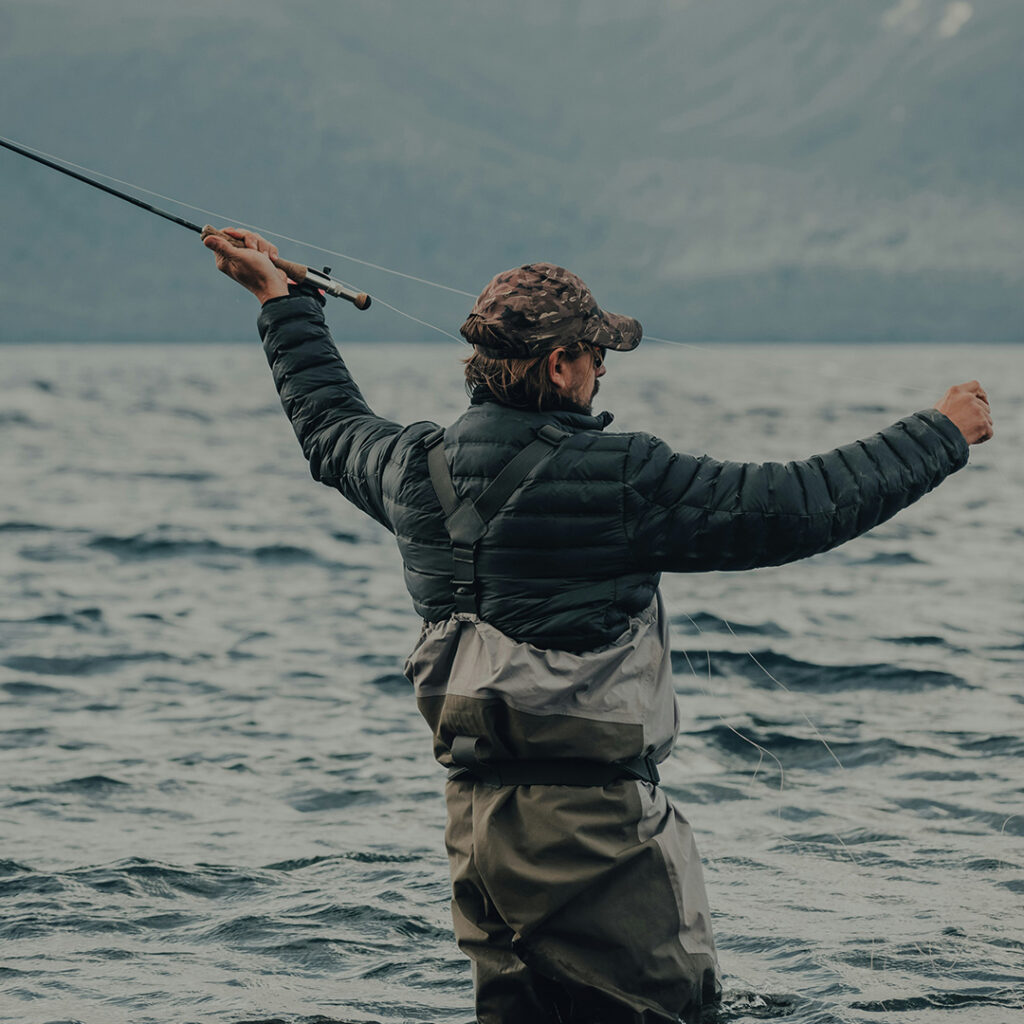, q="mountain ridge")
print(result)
[1,0,1020,342]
